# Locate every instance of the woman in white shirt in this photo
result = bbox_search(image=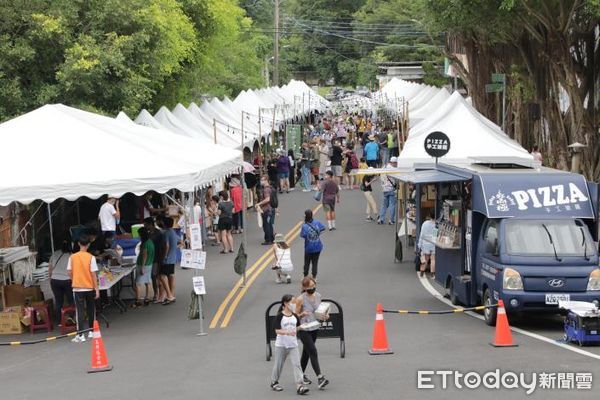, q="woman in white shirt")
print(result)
[271,234,293,284]
[270,294,309,395]
[418,212,437,277]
